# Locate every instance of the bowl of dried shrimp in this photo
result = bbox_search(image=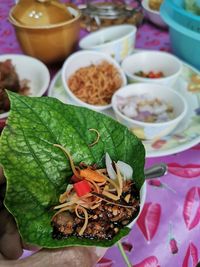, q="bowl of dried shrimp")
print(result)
[61,50,127,111]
